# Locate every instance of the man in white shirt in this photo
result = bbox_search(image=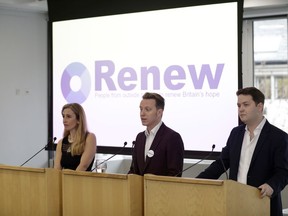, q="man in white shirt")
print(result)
[197,87,288,216]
